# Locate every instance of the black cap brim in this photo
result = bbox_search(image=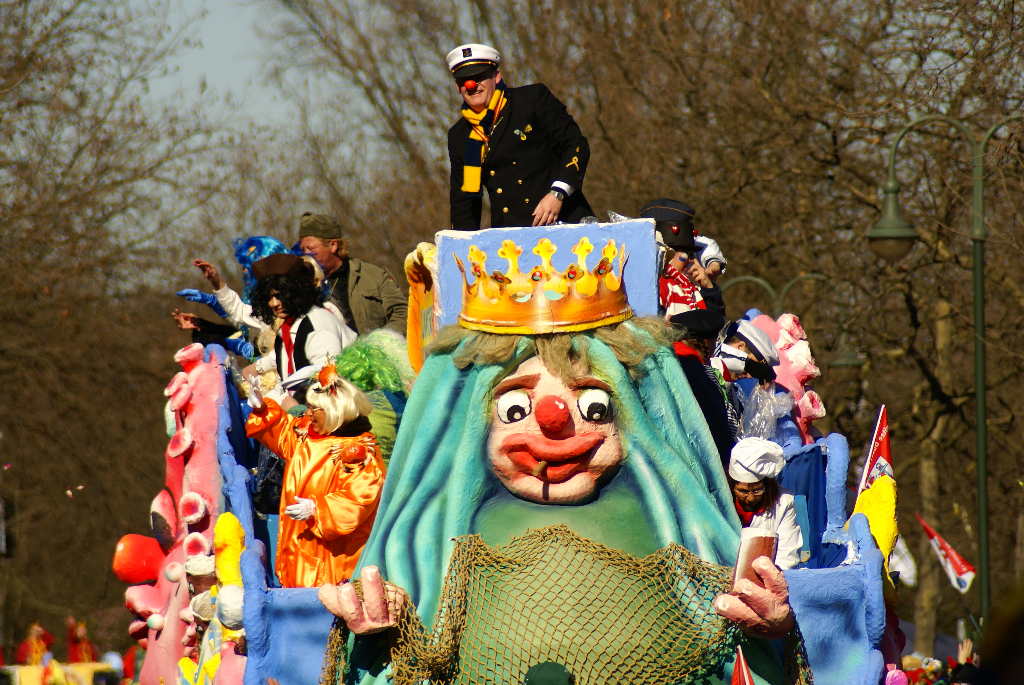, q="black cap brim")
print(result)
[669,310,727,338]
[453,62,496,78]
